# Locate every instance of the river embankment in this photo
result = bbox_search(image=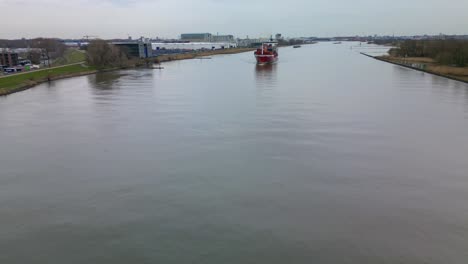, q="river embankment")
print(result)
[362,53,468,84]
[0,64,99,96]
